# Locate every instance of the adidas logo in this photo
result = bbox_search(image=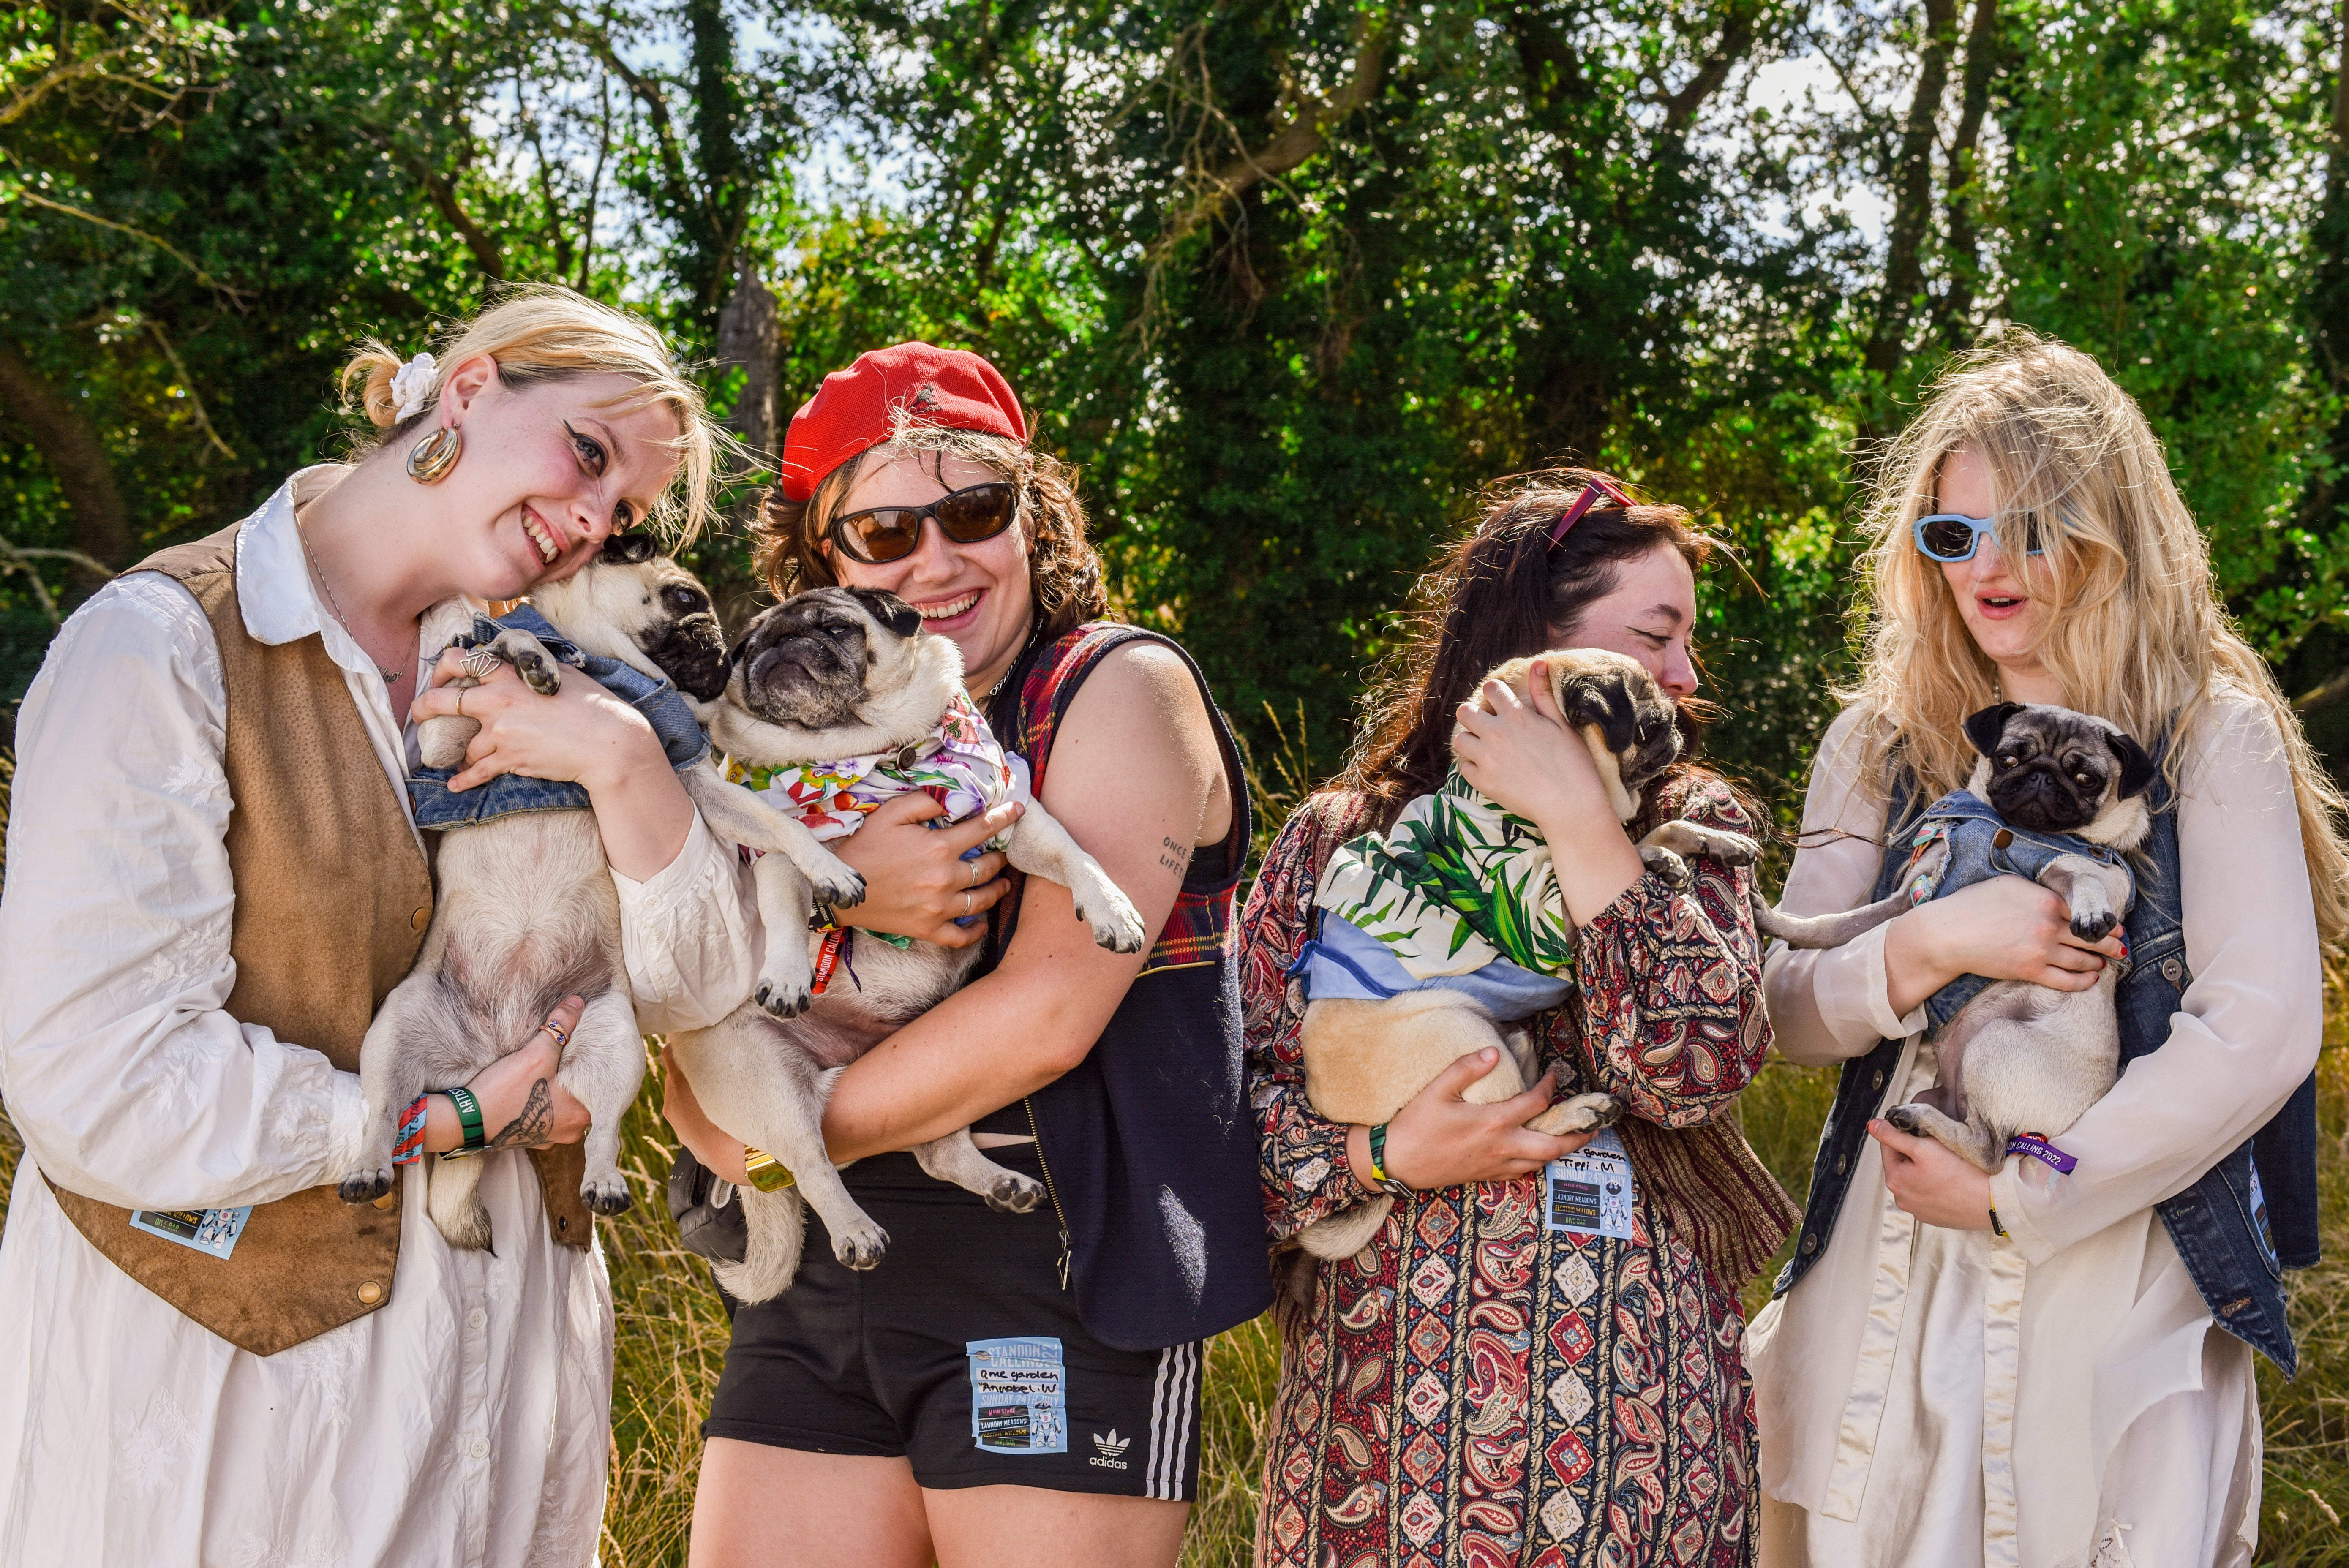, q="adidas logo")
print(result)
[1088,1429,1131,1470]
